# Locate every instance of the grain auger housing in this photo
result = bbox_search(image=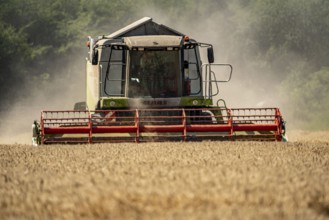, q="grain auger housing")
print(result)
[32,17,287,145]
